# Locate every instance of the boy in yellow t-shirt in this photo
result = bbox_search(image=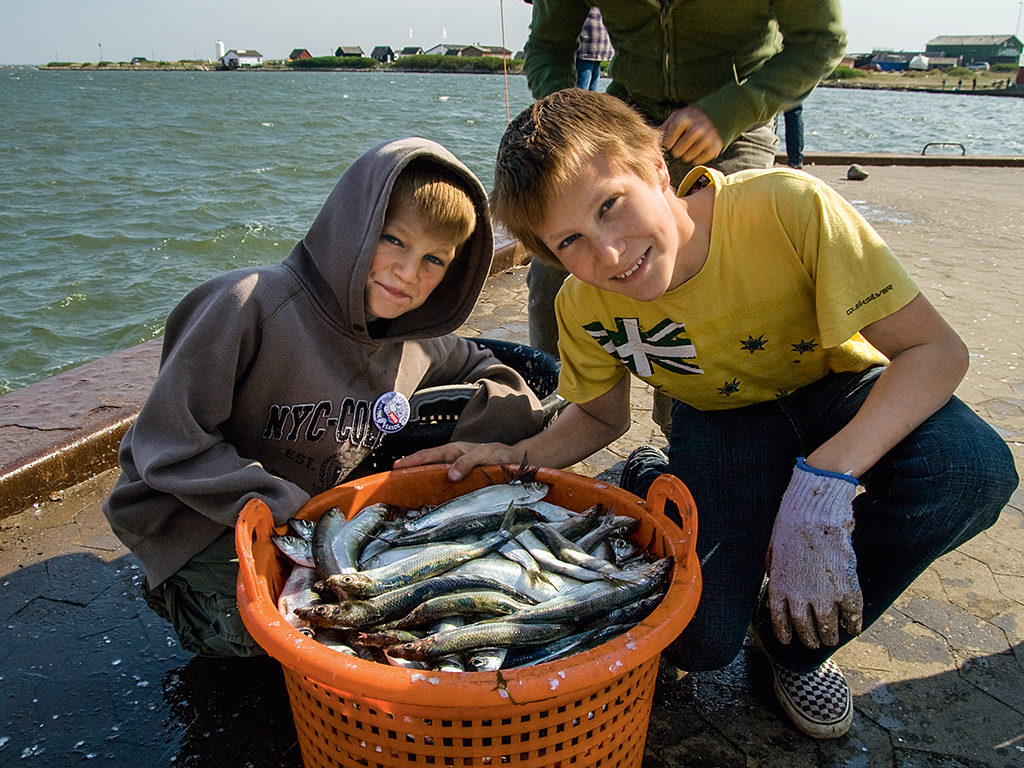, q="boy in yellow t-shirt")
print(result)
[396,90,1018,739]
